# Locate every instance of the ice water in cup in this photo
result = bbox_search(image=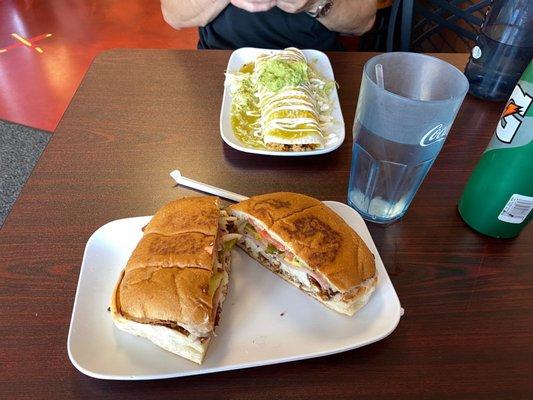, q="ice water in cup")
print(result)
[348,53,469,223]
